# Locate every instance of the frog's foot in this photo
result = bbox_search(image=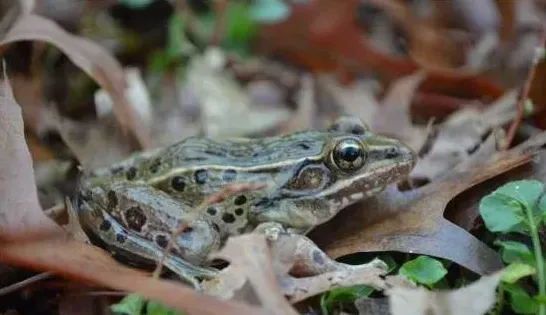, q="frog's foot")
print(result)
[274,233,387,277]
